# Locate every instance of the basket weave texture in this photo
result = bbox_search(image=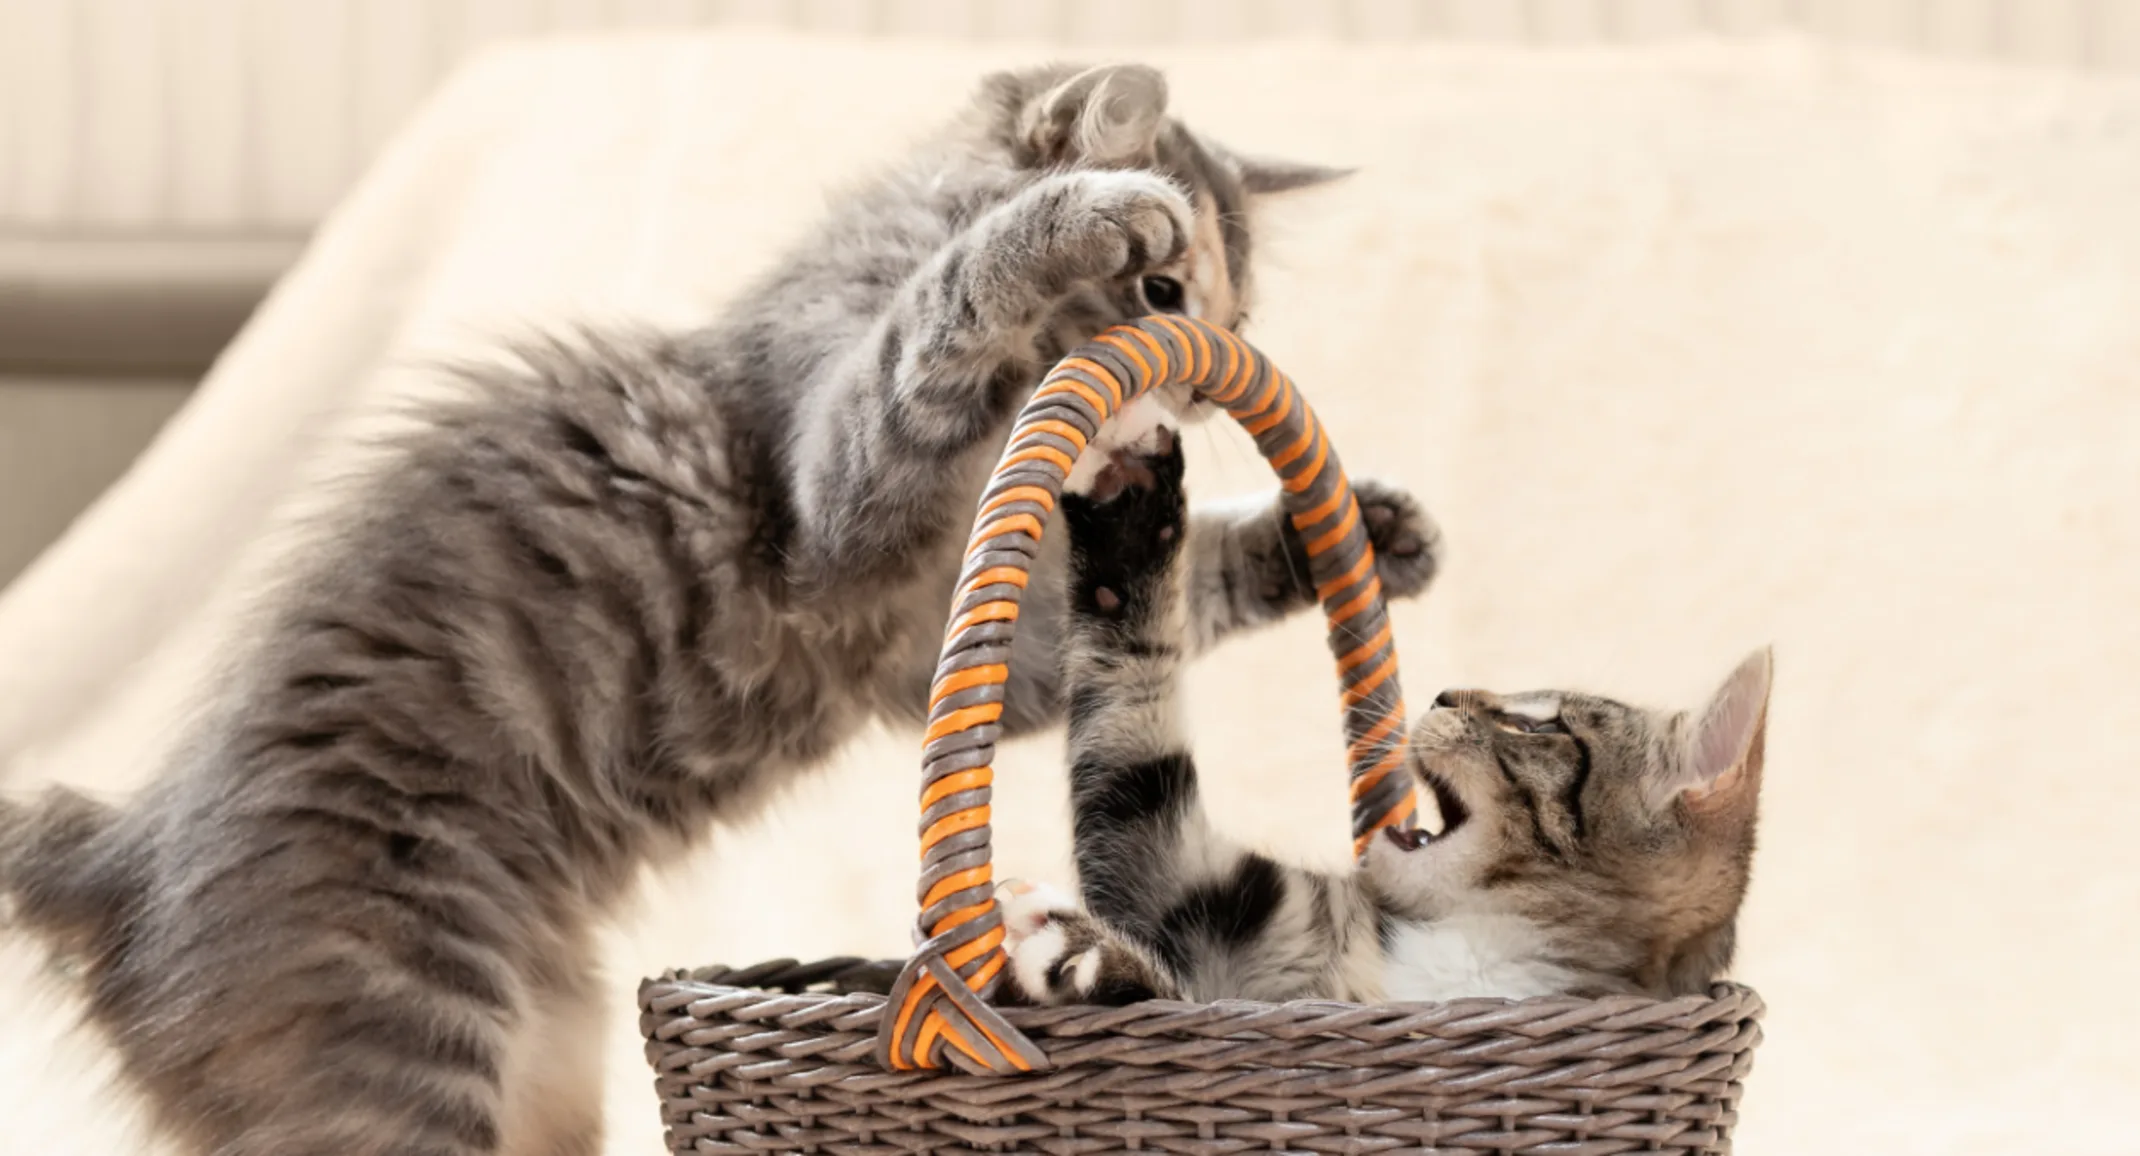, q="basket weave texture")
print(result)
[640,960,1765,1155]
